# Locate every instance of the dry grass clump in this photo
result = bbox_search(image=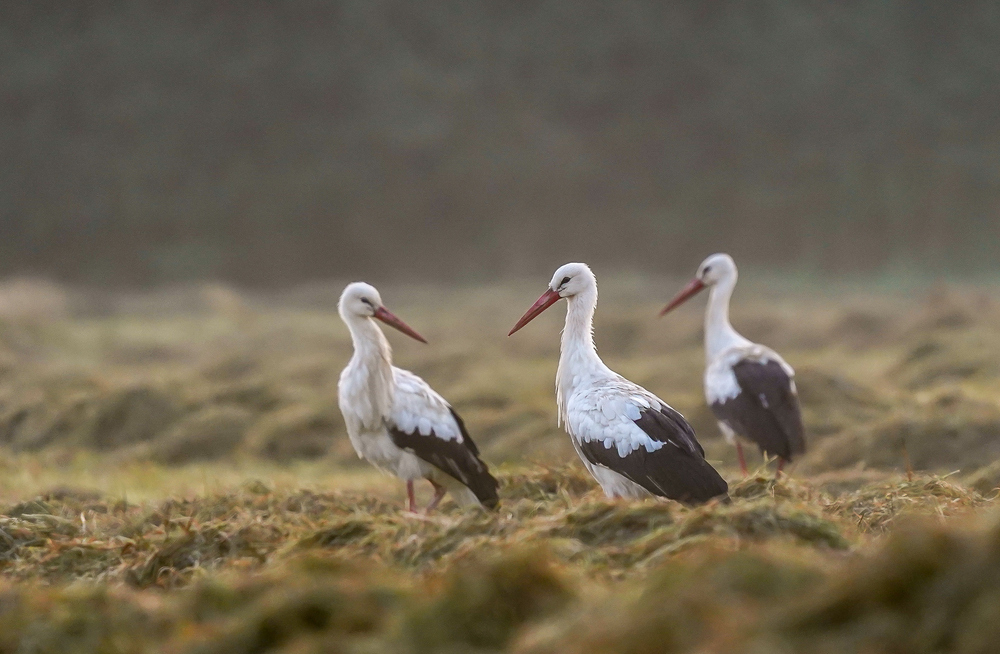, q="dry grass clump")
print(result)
[773,515,1000,653]
[181,559,406,654]
[792,367,891,438]
[498,463,596,502]
[963,461,1000,497]
[135,405,254,464]
[801,387,1000,475]
[245,404,343,461]
[395,550,574,653]
[822,477,986,532]
[0,583,170,654]
[514,548,823,654]
[893,318,1000,391]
